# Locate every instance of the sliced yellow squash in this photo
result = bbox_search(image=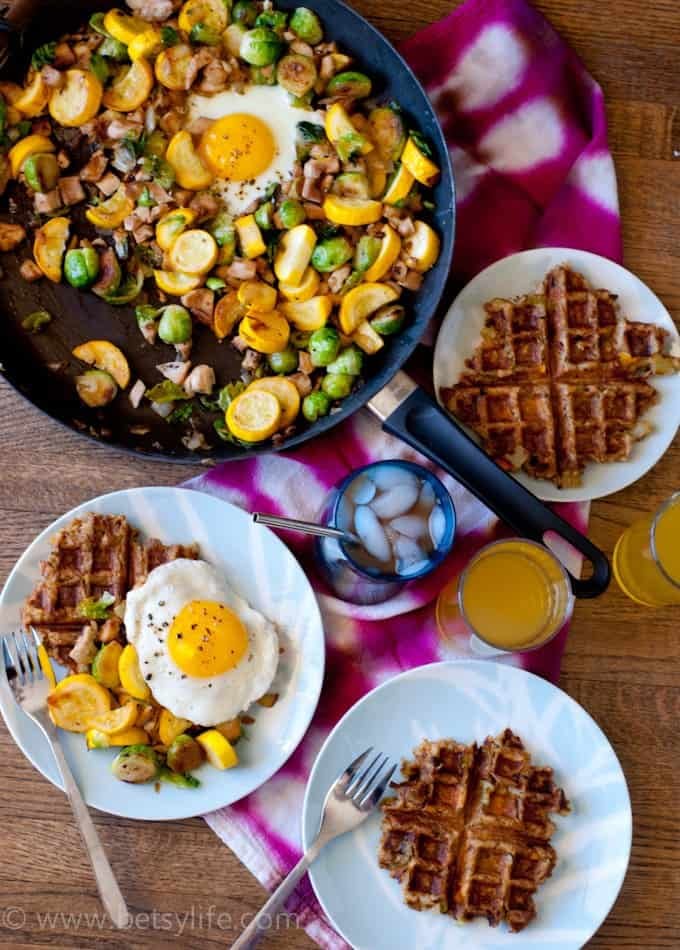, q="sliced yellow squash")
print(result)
[213,290,244,339]
[196,729,238,769]
[364,225,401,282]
[86,726,150,749]
[14,73,50,117]
[72,339,130,388]
[85,185,134,230]
[154,44,194,91]
[178,0,229,34]
[323,194,383,226]
[239,310,290,354]
[248,376,300,428]
[103,8,151,45]
[325,103,373,155]
[274,224,316,286]
[277,266,319,302]
[401,136,440,187]
[33,216,69,283]
[352,319,385,354]
[88,701,139,736]
[49,70,102,127]
[102,58,154,112]
[168,228,218,275]
[403,220,440,272]
[280,295,332,331]
[118,644,151,701]
[383,164,415,206]
[159,708,193,747]
[339,281,399,334]
[155,207,197,252]
[237,280,277,313]
[166,129,213,190]
[153,269,202,295]
[235,214,266,259]
[9,133,55,177]
[47,673,112,733]
[226,389,281,442]
[128,27,163,61]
